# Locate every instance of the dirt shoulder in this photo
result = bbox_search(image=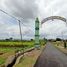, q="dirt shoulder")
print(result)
[14,46,44,67]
